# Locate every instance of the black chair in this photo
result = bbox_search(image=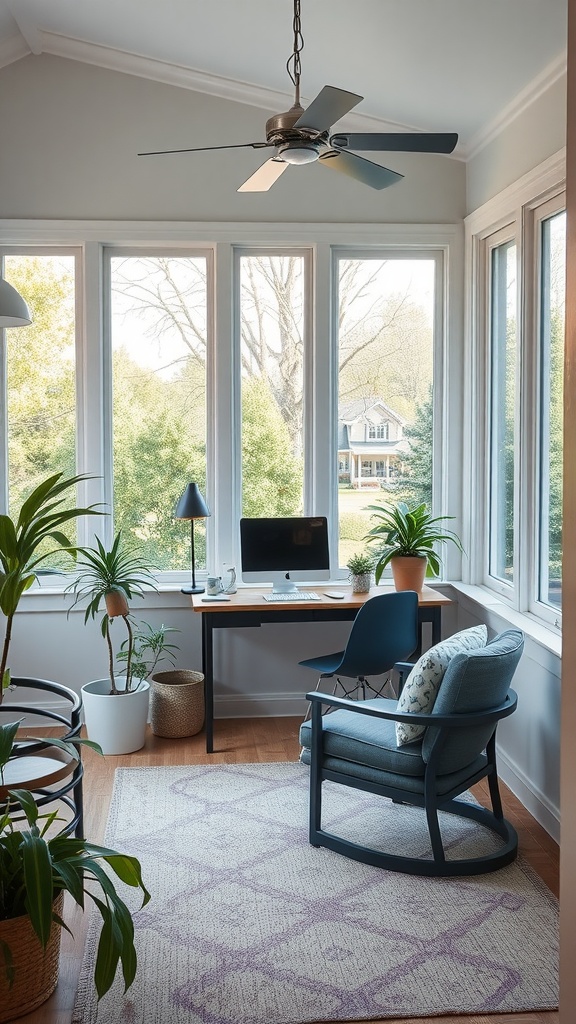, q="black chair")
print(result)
[300,628,524,877]
[0,676,85,837]
[298,590,419,710]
